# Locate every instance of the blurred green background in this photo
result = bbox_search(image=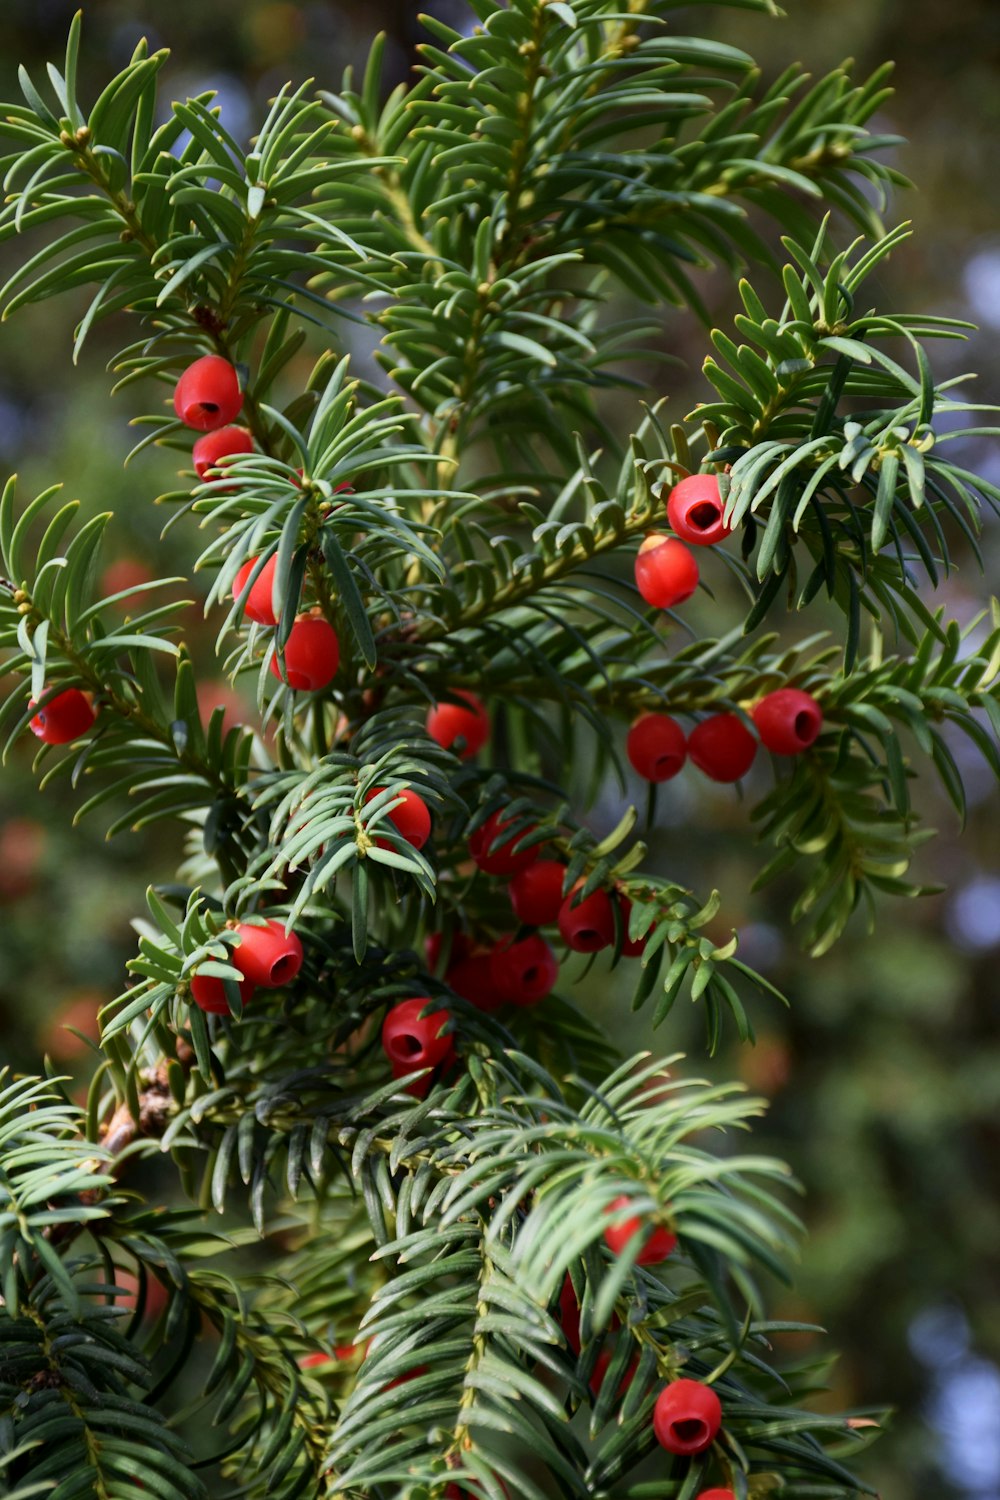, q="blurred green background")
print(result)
[0,2,997,1496]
